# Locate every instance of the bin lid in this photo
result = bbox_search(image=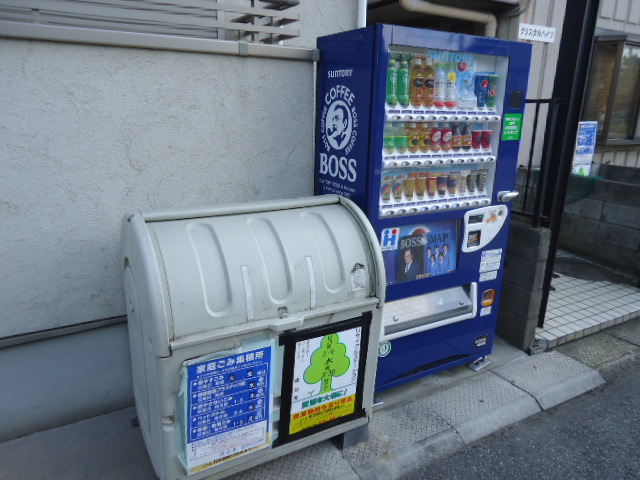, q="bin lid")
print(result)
[122,195,384,355]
